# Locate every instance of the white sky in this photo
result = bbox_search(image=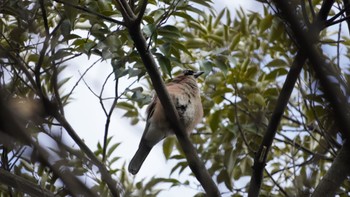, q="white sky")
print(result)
[63,1,262,196]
